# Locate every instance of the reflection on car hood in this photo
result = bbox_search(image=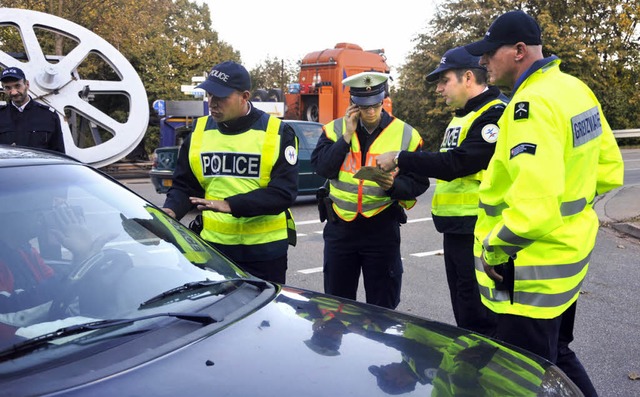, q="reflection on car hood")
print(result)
[5,287,559,397]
